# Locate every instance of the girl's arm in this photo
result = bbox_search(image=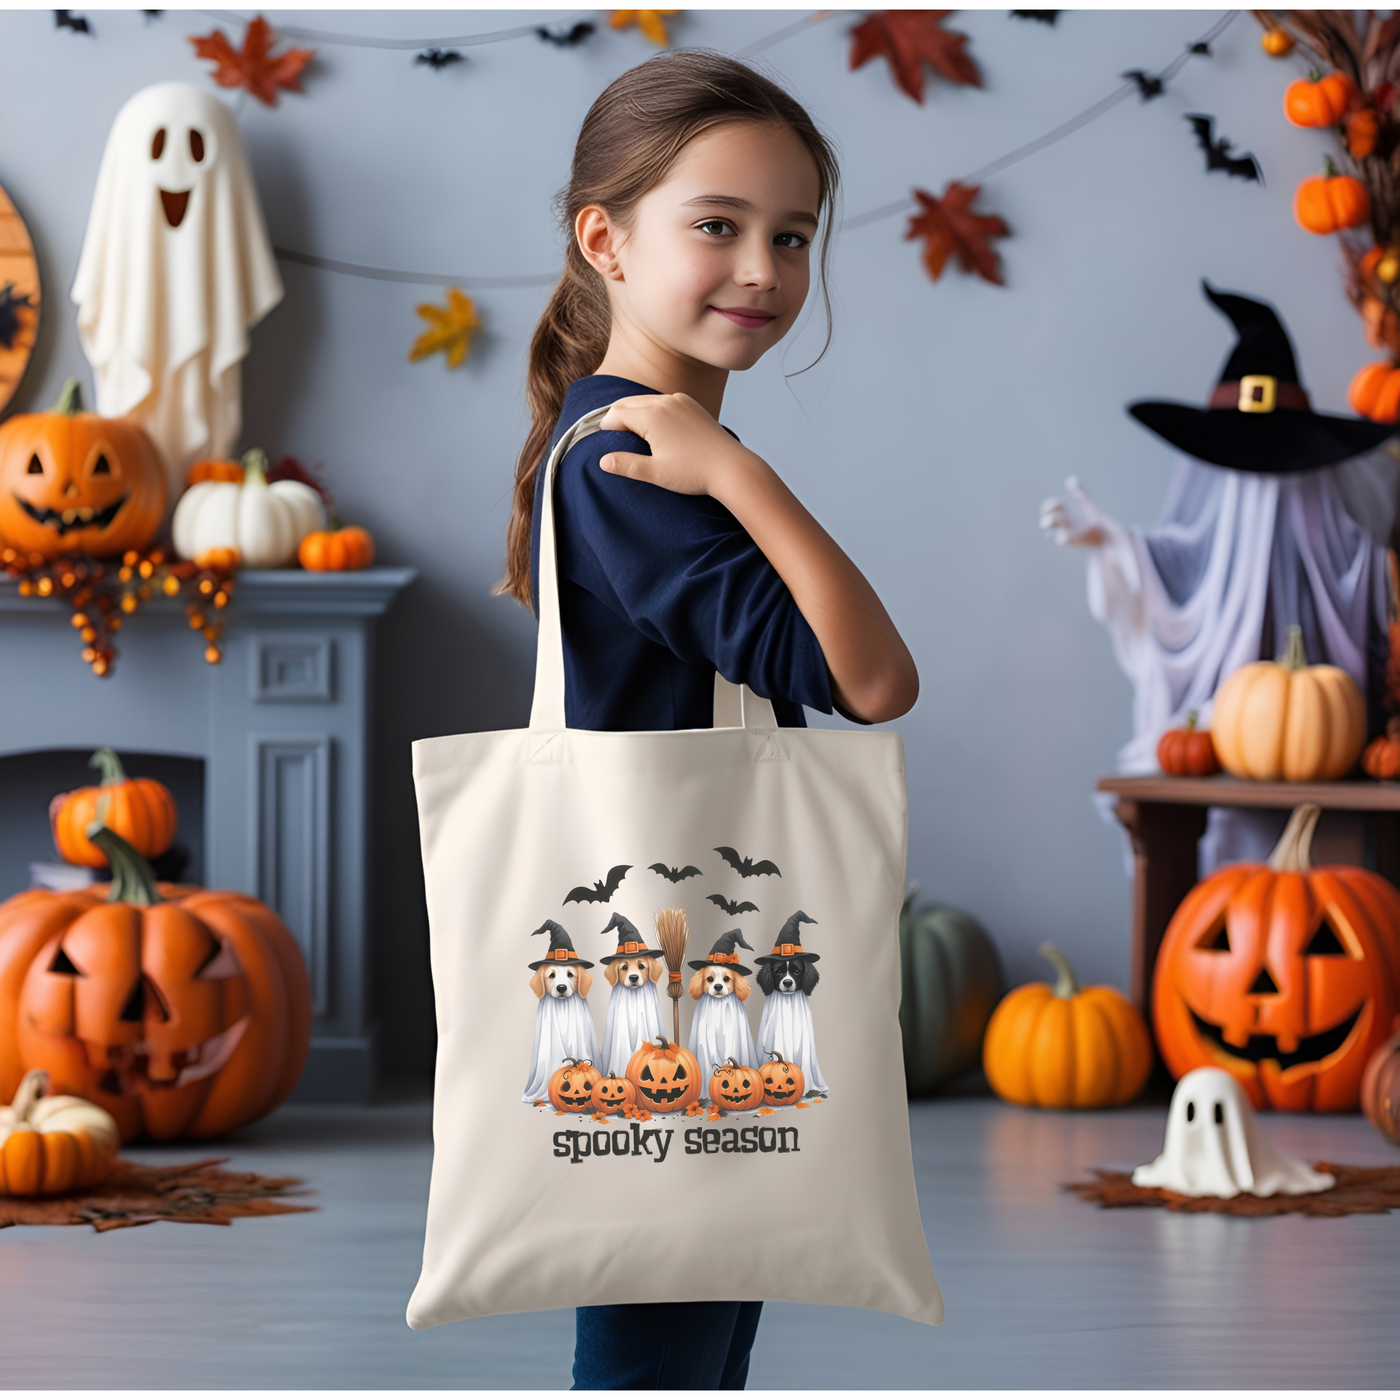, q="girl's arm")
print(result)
[598,393,919,723]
